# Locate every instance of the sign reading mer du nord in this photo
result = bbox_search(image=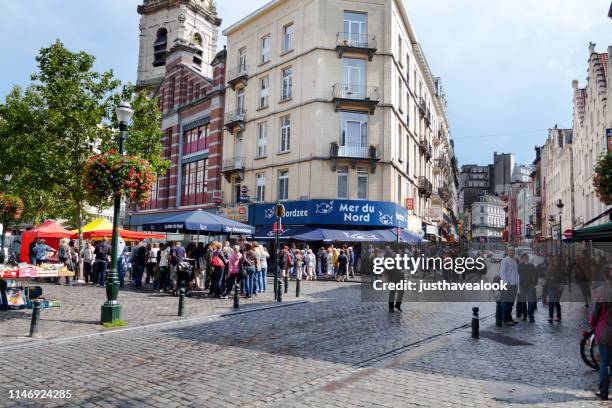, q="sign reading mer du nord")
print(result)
[252,199,409,228]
